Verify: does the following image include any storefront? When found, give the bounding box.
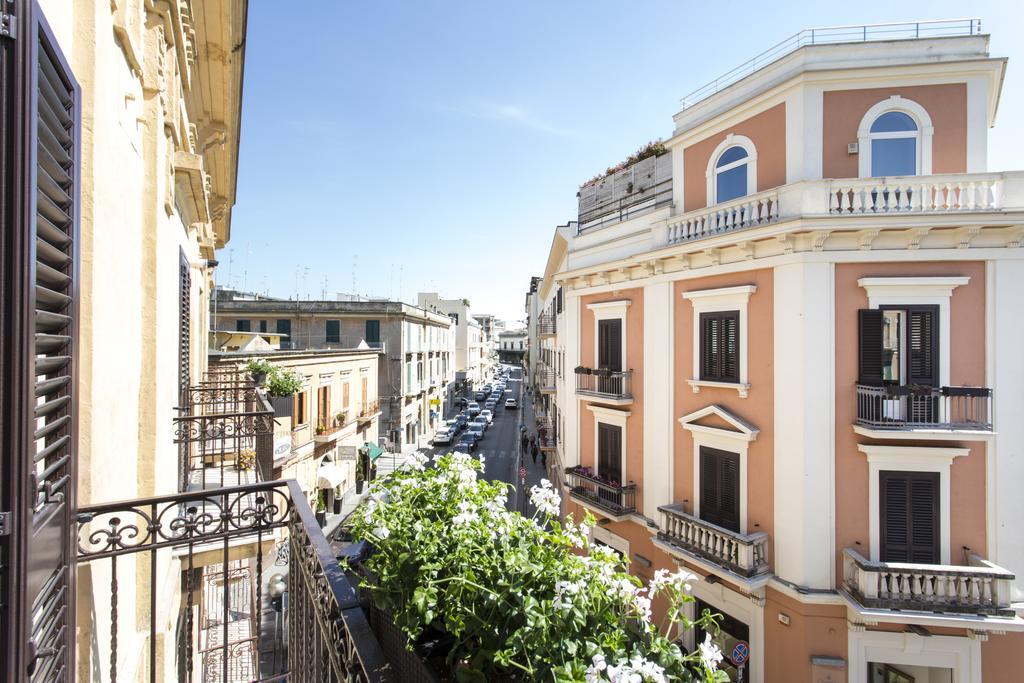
[695,599,750,682]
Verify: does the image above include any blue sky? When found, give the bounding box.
[230,1,1024,323]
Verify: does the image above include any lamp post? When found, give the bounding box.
[268,573,288,674]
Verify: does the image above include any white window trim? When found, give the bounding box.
[679,405,759,535]
[682,285,756,397]
[858,276,968,388]
[680,579,766,683]
[848,629,981,683]
[587,404,630,485]
[858,444,969,564]
[857,95,934,178]
[590,525,630,558]
[705,134,758,205]
[587,300,631,372]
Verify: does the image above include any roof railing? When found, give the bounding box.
[680,19,982,110]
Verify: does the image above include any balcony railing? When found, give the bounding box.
[830,174,1004,214]
[359,400,381,422]
[578,153,673,232]
[74,480,393,682]
[843,548,1015,616]
[537,314,556,336]
[564,466,636,517]
[657,504,769,578]
[537,367,556,392]
[574,368,633,401]
[667,189,778,245]
[314,413,351,442]
[536,417,557,451]
[174,378,275,491]
[855,384,993,431]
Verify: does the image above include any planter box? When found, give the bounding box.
[270,395,292,418]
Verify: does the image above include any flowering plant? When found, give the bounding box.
[349,453,729,681]
[236,448,256,471]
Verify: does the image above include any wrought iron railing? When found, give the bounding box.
[564,466,636,517]
[174,378,275,491]
[855,384,992,431]
[537,314,556,336]
[657,504,769,578]
[574,368,633,401]
[74,480,393,682]
[358,400,380,420]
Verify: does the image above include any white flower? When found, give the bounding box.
[528,479,561,516]
[372,525,390,539]
[648,568,697,596]
[478,454,486,471]
[452,499,479,526]
[631,594,652,622]
[698,633,723,672]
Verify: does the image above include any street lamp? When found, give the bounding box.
[268,572,288,673]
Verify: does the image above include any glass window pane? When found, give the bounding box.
[882,310,901,383]
[871,137,916,177]
[716,164,747,203]
[870,111,917,133]
[716,145,748,168]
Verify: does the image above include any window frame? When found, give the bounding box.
[325,319,340,344]
[586,300,631,375]
[705,134,757,206]
[683,285,756,397]
[857,96,934,178]
[587,405,630,486]
[698,310,740,383]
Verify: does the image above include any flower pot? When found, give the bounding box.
[333,498,343,514]
[356,480,364,494]
[270,395,292,418]
[315,511,327,527]
[250,371,267,387]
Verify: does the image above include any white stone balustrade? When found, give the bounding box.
[830,174,1005,214]
[667,189,779,245]
[842,548,1015,615]
[657,504,769,577]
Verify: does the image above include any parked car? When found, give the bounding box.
[467,402,481,417]
[454,397,468,408]
[432,428,454,446]
[455,433,477,453]
[453,413,468,430]
[474,391,486,401]
[480,409,493,424]
[445,418,462,433]
[470,416,489,433]
[505,397,518,409]
[466,424,484,441]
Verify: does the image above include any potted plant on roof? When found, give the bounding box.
[244,358,274,387]
[264,367,302,418]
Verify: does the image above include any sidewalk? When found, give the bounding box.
[516,386,552,516]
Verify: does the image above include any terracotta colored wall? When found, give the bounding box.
[822,83,967,179]
[683,103,786,211]
[672,270,775,559]
[579,289,645,509]
[834,261,987,578]
[763,588,847,682]
[983,632,1024,682]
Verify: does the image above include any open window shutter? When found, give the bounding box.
[1,7,80,678]
[700,448,719,523]
[700,314,720,380]
[858,309,884,386]
[907,306,938,387]
[722,312,739,382]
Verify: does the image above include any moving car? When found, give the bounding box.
[454,397,468,408]
[452,413,468,430]
[445,418,462,434]
[470,416,489,433]
[432,428,454,446]
[455,433,477,453]
[479,409,493,424]
[504,397,518,409]
[466,424,485,441]
[484,400,497,411]
[467,402,481,418]
[474,391,486,401]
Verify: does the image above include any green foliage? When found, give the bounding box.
[350,453,727,682]
[580,140,668,189]
[244,358,274,377]
[264,367,303,397]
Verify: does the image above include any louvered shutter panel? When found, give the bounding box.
[880,473,910,561]
[721,311,739,382]
[700,448,719,523]
[178,258,190,403]
[598,319,622,371]
[880,471,939,564]
[909,475,940,563]
[700,314,720,380]
[858,309,884,386]
[907,306,938,386]
[699,447,741,533]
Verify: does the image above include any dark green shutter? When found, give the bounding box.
[325,319,340,343]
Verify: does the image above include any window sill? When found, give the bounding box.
[686,379,750,398]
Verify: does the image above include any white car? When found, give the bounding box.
[504,397,518,409]
[432,428,454,445]
[480,409,493,424]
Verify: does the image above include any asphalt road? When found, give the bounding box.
[418,366,550,514]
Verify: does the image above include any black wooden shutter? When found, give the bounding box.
[325,319,340,343]
[235,318,250,332]
[699,447,740,532]
[700,311,739,382]
[880,471,939,564]
[597,423,622,482]
[907,306,938,387]
[1,5,80,678]
[598,319,622,372]
[858,309,884,385]
[365,319,380,343]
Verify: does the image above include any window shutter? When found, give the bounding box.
[1,9,80,678]
[178,258,191,404]
[325,319,340,343]
[598,319,622,371]
[700,315,720,380]
[700,312,739,382]
[699,447,740,533]
[722,312,738,381]
[700,448,719,522]
[597,423,622,481]
[880,471,939,564]
[907,306,938,387]
[858,309,884,386]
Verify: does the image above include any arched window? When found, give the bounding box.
[858,96,933,178]
[706,134,757,205]
[868,111,918,176]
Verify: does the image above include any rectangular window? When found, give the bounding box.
[699,311,739,383]
[859,306,938,387]
[699,446,740,533]
[259,319,267,333]
[342,382,350,409]
[597,319,622,371]
[880,471,939,564]
[276,319,292,349]
[292,391,308,429]
[365,319,380,343]
[317,386,330,428]
[325,319,340,343]
[597,423,624,508]
[235,319,251,332]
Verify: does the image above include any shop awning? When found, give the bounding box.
[316,463,345,489]
[362,442,384,461]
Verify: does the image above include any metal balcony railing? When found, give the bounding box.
[843,548,1015,616]
[657,504,769,578]
[537,314,556,336]
[564,466,636,517]
[174,376,275,492]
[855,384,993,431]
[74,480,393,682]
[359,400,381,421]
[574,369,633,401]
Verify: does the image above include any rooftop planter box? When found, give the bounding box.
[578,150,672,233]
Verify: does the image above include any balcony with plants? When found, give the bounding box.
[577,141,673,233]
[564,465,637,520]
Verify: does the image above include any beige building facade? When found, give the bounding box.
[545,22,1024,683]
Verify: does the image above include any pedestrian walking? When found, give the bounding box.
[531,441,539,464]
[540,449,547,468]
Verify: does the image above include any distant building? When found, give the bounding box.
[417,293,494,385]
[497,329,528,364]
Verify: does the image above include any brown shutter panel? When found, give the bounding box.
[858,309,885,386]
[907,306,939,387]
[722,312,739,382]
[880,473,910,561]
[700,448,718,521]
[909,475,940,563]
[598,319,622,371]
[880,471,939,564]
[700,314,720,380]
[699,447,741,533]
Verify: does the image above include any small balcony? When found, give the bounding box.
[854,384,993,439]
[313,412,352,443]
[536,417,557,452]
[564,465,636,520]
[358,399,381,425]
[538,313,556,337]
[537,367,556,393]
[842,548,1016,617]
[574,368,633,405]
[656,504,770,582]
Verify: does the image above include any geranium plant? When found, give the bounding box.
[348,453,729,682]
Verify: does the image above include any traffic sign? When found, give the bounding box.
[519,467,528,479]
[730,640,749,667]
